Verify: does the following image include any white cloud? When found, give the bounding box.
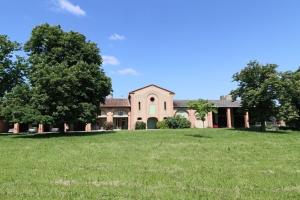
[109,33,126,41]
[102,55,120,66]
[56,0,86,16]
[117,68,139,76]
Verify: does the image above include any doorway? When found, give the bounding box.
[147,117,158,129]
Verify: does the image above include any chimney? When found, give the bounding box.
[220,95,232,101]
[107,93,113,99]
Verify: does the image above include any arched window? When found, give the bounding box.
[138,102,141,110]
[164,101,167,110]
[175,110,189,119]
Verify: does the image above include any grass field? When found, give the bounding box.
[0,129,299,199]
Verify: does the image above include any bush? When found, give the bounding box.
[159,116,191,129]
[103,121,114,130]
[135,121,146,130]
[156,120,168,129]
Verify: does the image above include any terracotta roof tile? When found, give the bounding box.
[173,99,241,108]
[101,98,130,107]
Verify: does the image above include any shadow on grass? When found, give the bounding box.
[0,133,11,136]
[228,128,290,134]
[12,131,116,139]
[185,134,212,139]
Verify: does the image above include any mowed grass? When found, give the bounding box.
[0,129,300,199]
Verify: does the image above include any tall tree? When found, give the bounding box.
[24,24,112,130]
[0,35,28,97]
[278,69,300,128]
[188,99,217,128]
[231,61,281,131]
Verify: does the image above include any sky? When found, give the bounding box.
[1,0,300,99]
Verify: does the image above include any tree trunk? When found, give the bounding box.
[260,121,266,132]
[58,122,65,133]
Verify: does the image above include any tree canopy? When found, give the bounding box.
[231,61,283,131]
[23,24,112,127]
[188,99,216,127]
[0,35,28,97]
[278,69,300,128]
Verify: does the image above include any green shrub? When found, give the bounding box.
[103,121,114,130]
[161,116,191,129]
[135,121,146,130]
[156,120,168,129]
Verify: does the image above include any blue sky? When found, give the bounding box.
[1,0,300,99]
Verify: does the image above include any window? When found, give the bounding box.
[137,117,142,120]
[164,101,167,110]
[138,102,141,110]
[149,105,156,115]
[150,97,155,102]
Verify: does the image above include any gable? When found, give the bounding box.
[129,84,175,95]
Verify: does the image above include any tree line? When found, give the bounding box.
[231,61,300,131]
[1,24,300,132]
[0,24,112,131]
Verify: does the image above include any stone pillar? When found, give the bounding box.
[226,108,232,128]
[188,109,196,128]
[244,112,250,128]
[13,123,20,134]
[128,112,131,130]
[38,124,44,133]
[85,123,92,132]
[64,123,68,132]
[107,112,113,123]
[207,112,213,128]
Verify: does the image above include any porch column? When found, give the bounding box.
[244,111,250,128]
[128,111,131,130]
[64,123,68,132]
[13,123,20,134]
[226,108,232,128]
[85,123,92,132]
[38,124,44,133]
[188,109,196,128]
[207,112,213,128]
[107,112,113,123]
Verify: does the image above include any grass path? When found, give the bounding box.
[0,129,299,199]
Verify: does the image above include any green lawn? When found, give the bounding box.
[0,129,299,199]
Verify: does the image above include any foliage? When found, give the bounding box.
[24,24,112,127]
[135,121,146,130]
[156,120,168,129]
[103,121,114,130]
[0,84,49,124]
[164,116,191,129]
[0,35,28,98]
[231,61,282,131]
[278,69,300,129]
[188,99,217,127]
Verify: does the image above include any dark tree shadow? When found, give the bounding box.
[185,134,212,139]
[0,133,11,136]
[228,128,290,134]
[12,131,116,139]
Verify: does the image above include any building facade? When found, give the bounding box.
[0,84,250,133]
[97,84,249,130]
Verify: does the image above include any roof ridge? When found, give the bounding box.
[129,84,175,94]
